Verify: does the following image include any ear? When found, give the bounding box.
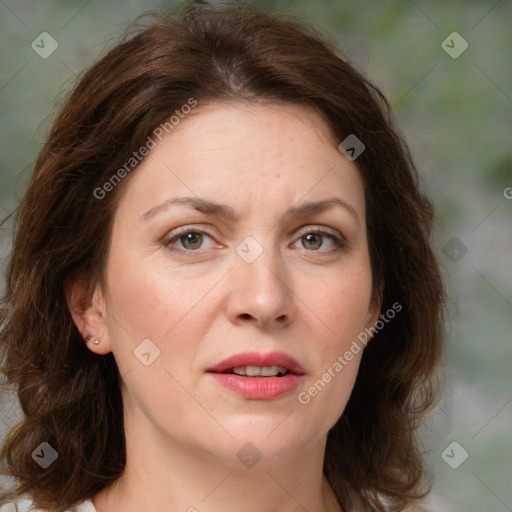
[63,274,112,355]
[363,286,382,341]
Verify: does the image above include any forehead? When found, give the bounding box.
[113,101,365,223]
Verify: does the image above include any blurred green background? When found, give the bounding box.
[1,1,511,510]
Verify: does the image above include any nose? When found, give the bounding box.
[226,242,296,329]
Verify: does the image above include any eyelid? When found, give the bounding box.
[293,222,347,242]
[294,224,343,239]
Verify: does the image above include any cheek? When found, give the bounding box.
[104,243,202,337]
[307,267,373,349]
[294,263,372,421]
[102,242,226,379]
[101,251,215,430]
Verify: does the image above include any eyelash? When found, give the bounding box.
[164,226,347,257]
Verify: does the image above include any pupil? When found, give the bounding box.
[183,232,202,250]
[304,233,321,250]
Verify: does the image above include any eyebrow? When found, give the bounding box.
[140,196,359,225]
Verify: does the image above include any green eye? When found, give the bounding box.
[166,229,215,254]
[301,232,323,250]
[165,226,346,257]
[179,232,204,250]
[295,229,346,252]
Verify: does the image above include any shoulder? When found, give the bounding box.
[0,495,96,512]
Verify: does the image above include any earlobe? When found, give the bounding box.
[63,275,112,355]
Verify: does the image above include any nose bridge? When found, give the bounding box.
[228,234,294,326]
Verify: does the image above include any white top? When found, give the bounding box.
[0,495,96,512]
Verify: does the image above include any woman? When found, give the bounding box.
[0,1,445,511]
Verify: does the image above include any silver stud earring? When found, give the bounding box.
[85,334,100,345]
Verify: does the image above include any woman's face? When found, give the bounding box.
[83,102,379,465]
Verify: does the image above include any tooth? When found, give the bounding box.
[260,365,280,376]
[245,365,262,377]
[231,365,288,377]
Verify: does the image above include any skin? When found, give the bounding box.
[66,101,381,512]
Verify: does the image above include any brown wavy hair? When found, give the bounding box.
[0,2,445,511]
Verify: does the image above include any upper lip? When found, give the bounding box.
[207,351,305,375]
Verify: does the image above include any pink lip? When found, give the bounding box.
[208,373,304,400]
[206,351,305,375]
[206,351,305,400]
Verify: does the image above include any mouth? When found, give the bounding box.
[214,365,292,377]
[206,351,305,377]
[206,352,305,400]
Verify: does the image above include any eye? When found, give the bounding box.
[164,226,347,256]
[165,228,216,254]
[293,228,346,253]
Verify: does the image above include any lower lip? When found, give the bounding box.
[207,372,304,400]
